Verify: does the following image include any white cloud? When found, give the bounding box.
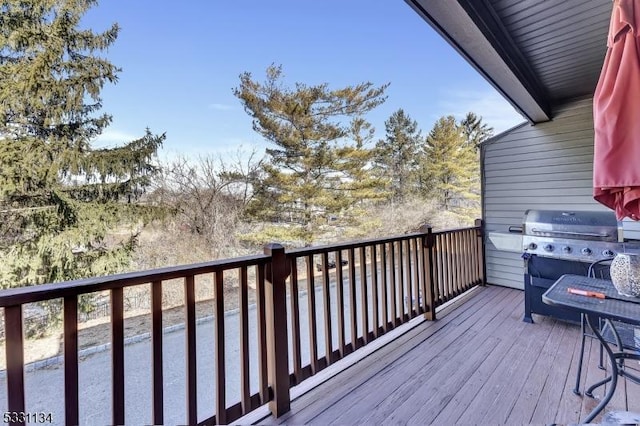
[92,129,140,148]
[438,89,526,134]
[208,103,234,111]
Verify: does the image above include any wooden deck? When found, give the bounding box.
[255,285,640,425]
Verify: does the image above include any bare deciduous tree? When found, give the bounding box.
[150,149,263,258]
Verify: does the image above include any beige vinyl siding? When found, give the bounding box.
[481,97,640,289]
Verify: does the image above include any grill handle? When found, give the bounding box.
[508,226,523,234]
[530,228,610,238]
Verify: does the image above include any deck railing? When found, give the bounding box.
[0,221,484,425]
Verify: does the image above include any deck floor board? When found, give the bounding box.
[256,285,638,425]
[429,299,528,425]
[528,321,581,424]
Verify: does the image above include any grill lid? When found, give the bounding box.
[522,210,621,242]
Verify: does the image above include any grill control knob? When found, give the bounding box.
[581,248,592,256]
[544,244,554,252]
[562,246,572,254]
[528,242,537,250]
[602,249,615,257]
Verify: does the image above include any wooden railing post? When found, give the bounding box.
[5,305,25,425]
[420,225,436,321]
[263,243,291,417]
[475,219,486,286]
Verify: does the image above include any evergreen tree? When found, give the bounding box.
[333,118,390,232]
[0,0,165,287]
[419,116,479,210]
[460,112,494,149]
[234,64,388,245]
[374,108,422,202]
[458,112,491,207]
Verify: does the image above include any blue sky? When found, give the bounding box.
[84,0,524,161]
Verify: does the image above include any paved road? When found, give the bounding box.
[0,270,411,425]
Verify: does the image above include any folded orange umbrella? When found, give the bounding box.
[593,0,640,220]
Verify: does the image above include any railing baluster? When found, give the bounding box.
[347,248,359,349]
[447,233,455,298]
[305,255,319,373]
[448,233,456,295]
[398,241,405,322]
[335,250,346,357]
[321,252,333,364]
[442,234,451,300]
[215,271,227,425]
[463,231,469,287]
[454,232,462,294]
[459,231,466,291]
[440,234,447,299]
[397,241,403,324]
[472,227,479,284]
[411,238,420,317]
[184,275,197,425]
[380,243,389,331]
[151,280,163,425]
[458,231,466,290]
[256,265,269,403]
[288,259,302,383]
[469,230,475,283]
[464,230,472,289]
[390,242,398,327]
[459,231,467,290]
[5,305,25,425]
[64,296,79,426]
[417,234,426,314]
[461,231,468,290]
[239,268,250,412]
[430,235,437,303]
[370,245,379,338]
[443,233,450,299]
[452,233,459,294]
[111,288,125,425]
[403,240,410,319]
[405,239,413,319]
[358,246,369,344]
[436,234,445,303]
[476,219,485,285]
[473,226,480,282]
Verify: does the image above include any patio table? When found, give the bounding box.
[542,274,640,423]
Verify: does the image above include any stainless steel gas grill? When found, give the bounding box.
[521,209,640,323]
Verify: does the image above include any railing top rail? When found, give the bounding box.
[436,225,482,236]
[286,225,481,257]
[0,254,271,307]
[286,232,423,257]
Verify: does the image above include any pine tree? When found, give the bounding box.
[234,64,388,245]
[332,118,390,233]
[460,112,494,149]
[0,0,165,287]
[374,109,422,202]
[419,116,479,210]
[459,112,491,207]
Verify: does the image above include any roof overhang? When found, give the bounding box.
[406,0,551,123]
[406,0,611,125]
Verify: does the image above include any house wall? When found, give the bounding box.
[481,97,640,289]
